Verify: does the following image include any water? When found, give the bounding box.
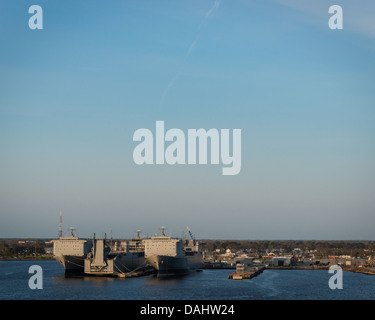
[1,260,374,300]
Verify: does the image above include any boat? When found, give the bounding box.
[51,227,92,275]
[144,227,203,278]
[84,232,147,277]
[52,228,148,276]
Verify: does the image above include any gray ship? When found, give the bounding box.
[84,233,146,276]
[51,227,92,275]
[144,227,203,278]
[52,228,147,276]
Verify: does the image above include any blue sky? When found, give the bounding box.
[0,0,374,239]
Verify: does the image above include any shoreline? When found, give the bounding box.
[267,265,375,276]
[1,258,374,276]
[0,256,54,261]
[341,266,375,276]
[266,265,329,270]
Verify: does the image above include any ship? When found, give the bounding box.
[84,231,147,276]
[51,227,92,275]
[52,228,147,276]
[144,227,203,278]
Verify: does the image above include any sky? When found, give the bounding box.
[0,0,374,240]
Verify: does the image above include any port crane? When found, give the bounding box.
[186,227,194,239]
[186,226,196,244]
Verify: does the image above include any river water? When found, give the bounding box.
[0,260,374,300]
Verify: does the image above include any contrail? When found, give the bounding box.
[206,0,220,18]
[161,1,221,101]
[187,40,197,56]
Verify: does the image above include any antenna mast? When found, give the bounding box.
[159,226,167,236]
[136,230,142,240]
[58,210,63,238]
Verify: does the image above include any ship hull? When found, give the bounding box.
[118,252,146,272]
[54,254,86,275]
[147,254,202,278]
[84,252,146,276]
[186,253,203,271]
[147,255,189,277]
[56,252,146,276]
[107,252,146,275]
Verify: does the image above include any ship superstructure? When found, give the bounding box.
[183,229,203,271]
[51,227,92,275]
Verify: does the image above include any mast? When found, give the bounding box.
[159,226,167,236]
[58,210,63,238]
[136,230,142,240]
[69,227,76,237]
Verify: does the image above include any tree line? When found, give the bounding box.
[199,240,375,258]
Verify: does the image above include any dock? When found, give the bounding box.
[228,266,265,280]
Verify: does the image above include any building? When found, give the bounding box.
[234,257,254,267]
[272,256,292,266]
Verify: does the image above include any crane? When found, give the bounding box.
[187,226,195,244]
